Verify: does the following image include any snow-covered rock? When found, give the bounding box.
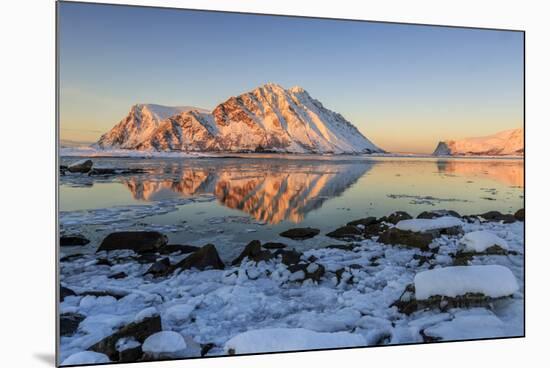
[460,231,509,252]
[432,128,524,156]
[97,83,383,154]
[414,265,519,300]
[395,216,463,232]
[142,331,187,358]
[61,351,110,365]
[224,328,366,354]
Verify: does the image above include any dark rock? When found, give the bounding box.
[391,284,505,315]
[514,208,525,221]
[363,222,389,238]
[119,345,143,363]
[262,242,287,250]
[279,227,320,240]
[288,263,325,282]
[60,234,90,247]
[89,315,161,361]
[144,257,171,276]
[426,226,463,238]
[380,211,412,224]
[476,211,516,224]
[326,244,356,251]
[60,253,83,262]
[326,225,363,240]
[417,210,461,219]
[67,159,93,173]
[390,284,417,315]
[378,228,434,251]
[60,312,85,336]
[200,343,215,357]
[453,246,511,266]
[158,244,199,255]
[96,258,113,267]
[79,290,125,300]
[231,240,273,265]
[108,272,127,280]
[97,231,168,253]
[135,253,159,264]
[60,286,76,302]
[171,244,224,272]
[274,249,303,266]
[347,217,378,227]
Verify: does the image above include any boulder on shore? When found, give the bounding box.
[67,159,93,173]
[347,217,378,227]
[60,312,85,336]
[170,244,224,272]
[326,225,363,240]
[417,210,460,219]
[514,208,525,221]
[60,234,90,247]
[378,228,434,251]
[475,211,516,224]
[380,211,412,225]
[231,240,273,265]
[97,231,168,253]
[60,286,76,302]
[279,227,320,240]
[89,315,161,361]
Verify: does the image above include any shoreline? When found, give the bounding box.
[59,208,525,365]
[59,147,524,161]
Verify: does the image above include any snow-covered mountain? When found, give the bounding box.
[97,84,383,154]
[433,128,524,156]
[96,104,209,149]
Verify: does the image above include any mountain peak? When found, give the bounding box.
[97,84,383,154]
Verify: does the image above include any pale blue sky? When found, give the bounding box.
[59,2,524,153]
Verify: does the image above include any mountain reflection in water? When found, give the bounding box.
[122,162,373,224]
[435,159,524,187]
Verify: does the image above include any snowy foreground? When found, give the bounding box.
[59,213,524,365]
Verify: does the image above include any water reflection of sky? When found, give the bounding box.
[60,157,524,223]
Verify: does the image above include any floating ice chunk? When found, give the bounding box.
[395,216,463,232]
[460,231,509,252]
[224,328,366,354]
[61,351,110,365]
[414,265,519,300]
[164,304,195,322]
[134,306,158,323]
[142,331,187,358]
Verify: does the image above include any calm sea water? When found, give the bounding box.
[59,155,524,258]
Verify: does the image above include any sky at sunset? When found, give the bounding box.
[58,2,524,153]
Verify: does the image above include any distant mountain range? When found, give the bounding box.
[96,83,383,154]
[433,128,524,156]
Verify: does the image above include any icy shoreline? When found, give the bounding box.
[59,209,524,365]
[60,146,524,160]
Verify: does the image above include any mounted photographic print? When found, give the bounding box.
[57,1,525,366]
